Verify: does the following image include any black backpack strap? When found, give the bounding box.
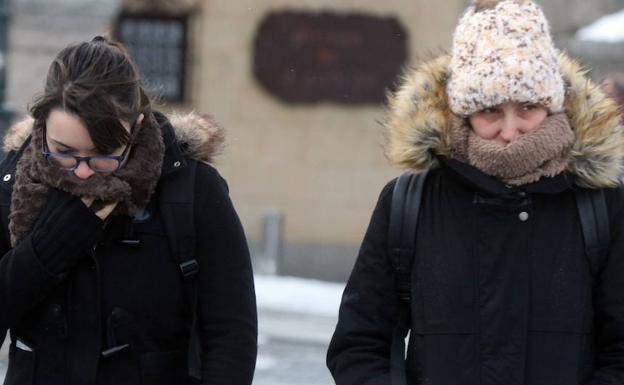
[158,159,201,380]
[388,170,429,385]
[575,188,610,276]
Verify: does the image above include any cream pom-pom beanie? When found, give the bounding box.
[447,0,565,116]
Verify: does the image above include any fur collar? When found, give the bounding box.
[384,53,624,188]
[2,111,225,165]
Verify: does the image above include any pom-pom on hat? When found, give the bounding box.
[447,0,565,116]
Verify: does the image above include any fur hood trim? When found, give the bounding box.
[384,53,624,188]
[2,111,225,165]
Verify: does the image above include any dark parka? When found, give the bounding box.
[327,54,624,385]
[0,112,257,385]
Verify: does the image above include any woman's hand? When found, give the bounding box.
[29,189,107,274]
[81,197,118,220]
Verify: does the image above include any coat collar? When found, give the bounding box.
[156,111,188,176]
[441,157,572,196]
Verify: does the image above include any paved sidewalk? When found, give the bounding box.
[255,336,332,385]
[255,308,337,385]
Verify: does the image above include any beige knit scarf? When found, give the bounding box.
[9,117,165,247]
[449,113,575,186]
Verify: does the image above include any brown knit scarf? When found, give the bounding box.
[449,112,575,186]
[9,118,165,247]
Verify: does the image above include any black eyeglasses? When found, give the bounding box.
[42,129,132,173]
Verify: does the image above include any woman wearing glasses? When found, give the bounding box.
[0,37,257,385]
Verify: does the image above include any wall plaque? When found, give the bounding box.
[253,11,408,104]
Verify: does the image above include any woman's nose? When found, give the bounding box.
[74,160,95,179]
[499,115,522,143]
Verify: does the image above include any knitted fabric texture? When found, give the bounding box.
[449,113,575,185]
[447,0,565,116]
[9,117,165,246]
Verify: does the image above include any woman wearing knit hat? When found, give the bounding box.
[327,1,624,385]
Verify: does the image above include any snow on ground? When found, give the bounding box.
[254,275,345,317]
[577,8,624,43]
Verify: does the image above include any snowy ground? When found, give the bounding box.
[0,275,346,384]
[577,8,624,43]
[255,275,344,318]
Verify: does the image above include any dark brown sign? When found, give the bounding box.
[115,13,187,102]
[253,11,408,104]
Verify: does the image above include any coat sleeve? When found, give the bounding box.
[0,152,103,341]
[193,164,257,385]
[0,191,103,334]
[590,186,624,384]
[327,181,401,385]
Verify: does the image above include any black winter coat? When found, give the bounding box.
[327,54,624,385]
[328,160,624,385]
[0,114,257,385]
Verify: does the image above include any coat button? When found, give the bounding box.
[173,161,181,168]
[3,174,11,182]
[518,212,529,221]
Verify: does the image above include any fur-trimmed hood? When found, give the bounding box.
[2,111,225,165]
[384,53,624,188]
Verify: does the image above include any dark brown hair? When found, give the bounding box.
[30,36,154,153]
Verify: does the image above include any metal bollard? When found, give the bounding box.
[260,210,283,275]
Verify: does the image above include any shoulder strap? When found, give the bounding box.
[389,170,429,302]
[158,160,201,380]
[159,160,198,278]
[575,188,610,276]
[388,170,429,385]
